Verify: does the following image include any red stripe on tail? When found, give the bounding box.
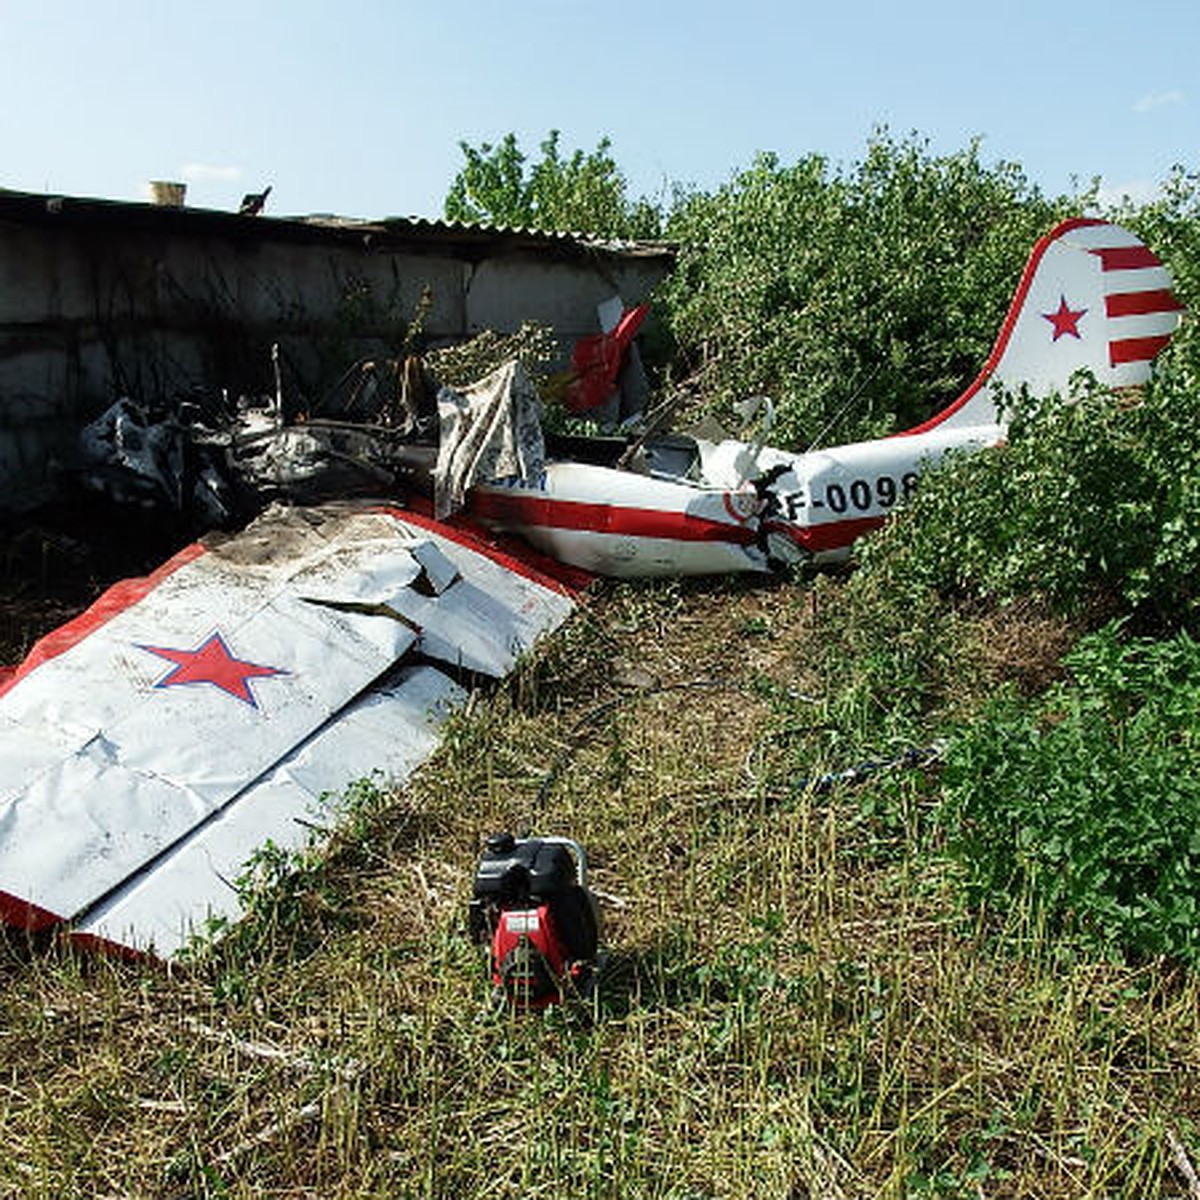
[1105,289,1184,318]
[1091,245,1162,272]
[1110,335,1174,366]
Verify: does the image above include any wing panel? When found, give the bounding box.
[71,664,465,957]
[0,503,578,945]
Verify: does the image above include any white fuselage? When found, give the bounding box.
[470,422,1004,577]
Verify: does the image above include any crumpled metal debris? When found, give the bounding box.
[69,351,552,529]
[76,396,236,526]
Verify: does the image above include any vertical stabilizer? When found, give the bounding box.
[907,218,1183,434]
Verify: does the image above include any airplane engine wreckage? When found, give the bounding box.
[0,217,1184,958]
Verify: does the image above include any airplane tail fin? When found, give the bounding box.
[906,217,1184,435]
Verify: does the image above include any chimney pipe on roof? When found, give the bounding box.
[148,181,186,207]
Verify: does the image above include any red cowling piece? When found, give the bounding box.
[565,304,649,413]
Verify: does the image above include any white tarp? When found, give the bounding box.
[433,360,546,518]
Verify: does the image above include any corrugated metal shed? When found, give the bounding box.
[0,187,676,265]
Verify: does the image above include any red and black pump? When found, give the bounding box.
[468,833,602,1008]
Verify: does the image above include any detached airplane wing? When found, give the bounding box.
[0,503,577,957]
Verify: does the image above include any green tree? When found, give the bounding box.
[443,130,661,239]
[662,131,1079,446]
[848,175,1200,633]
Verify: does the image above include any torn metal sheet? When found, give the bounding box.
[0,503,575,954]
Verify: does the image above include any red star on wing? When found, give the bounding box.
[1043,294,1087,341]
[139,632,286,707]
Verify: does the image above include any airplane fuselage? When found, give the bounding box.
[469,421,1004,577]
[750,422,1003,561]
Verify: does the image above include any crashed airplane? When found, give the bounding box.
[72,217,1183,578]
[0,217,1182,957]
[467,217,1182,575]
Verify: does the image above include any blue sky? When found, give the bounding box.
[0,0,1194,220]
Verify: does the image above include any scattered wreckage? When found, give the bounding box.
[73,219,1181,580]
[0,217,1183,958]
[0,502,577,956]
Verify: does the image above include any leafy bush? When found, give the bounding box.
[855,381,1163,610]
[661,131,1075,445]
[444,130,662,239]
[796,169,1200,969]
[939,623,1200,964]
[851,313,1200,628]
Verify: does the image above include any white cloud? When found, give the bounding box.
[1133,89,1184,114]
[1096,178,1163,209]
[180,162,243,183]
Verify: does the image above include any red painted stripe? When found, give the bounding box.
[0,890,63,933]
[1104,289,1183,318]
[0,542,208,699]
[468,489,758,546]
[1110,334,1174,366]
[1091,245,1161,272]
[794,516,886,553]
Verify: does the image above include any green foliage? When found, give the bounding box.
[856,381,1160,611]
[852,320,1200,627]
[662,131,1077,444]
[424,319,559,388]
[807,566,979,751]
[1107,165,1200,314]
[940,623,1200,964]
[815,168,1200,970]
[444,129,662,239]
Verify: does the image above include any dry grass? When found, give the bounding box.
[2,575,1198,1198]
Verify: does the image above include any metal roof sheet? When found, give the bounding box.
[0,187,676,263]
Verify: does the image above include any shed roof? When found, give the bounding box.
[0,187,676,265]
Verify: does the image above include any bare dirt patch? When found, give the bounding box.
[0,500,195,666]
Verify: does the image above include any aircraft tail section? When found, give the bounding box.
[907,217,1183,434]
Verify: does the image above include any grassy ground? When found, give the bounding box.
[2,574,1198,1198]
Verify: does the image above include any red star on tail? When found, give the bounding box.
[1043,294,1087,341]
[139,632,285,707]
